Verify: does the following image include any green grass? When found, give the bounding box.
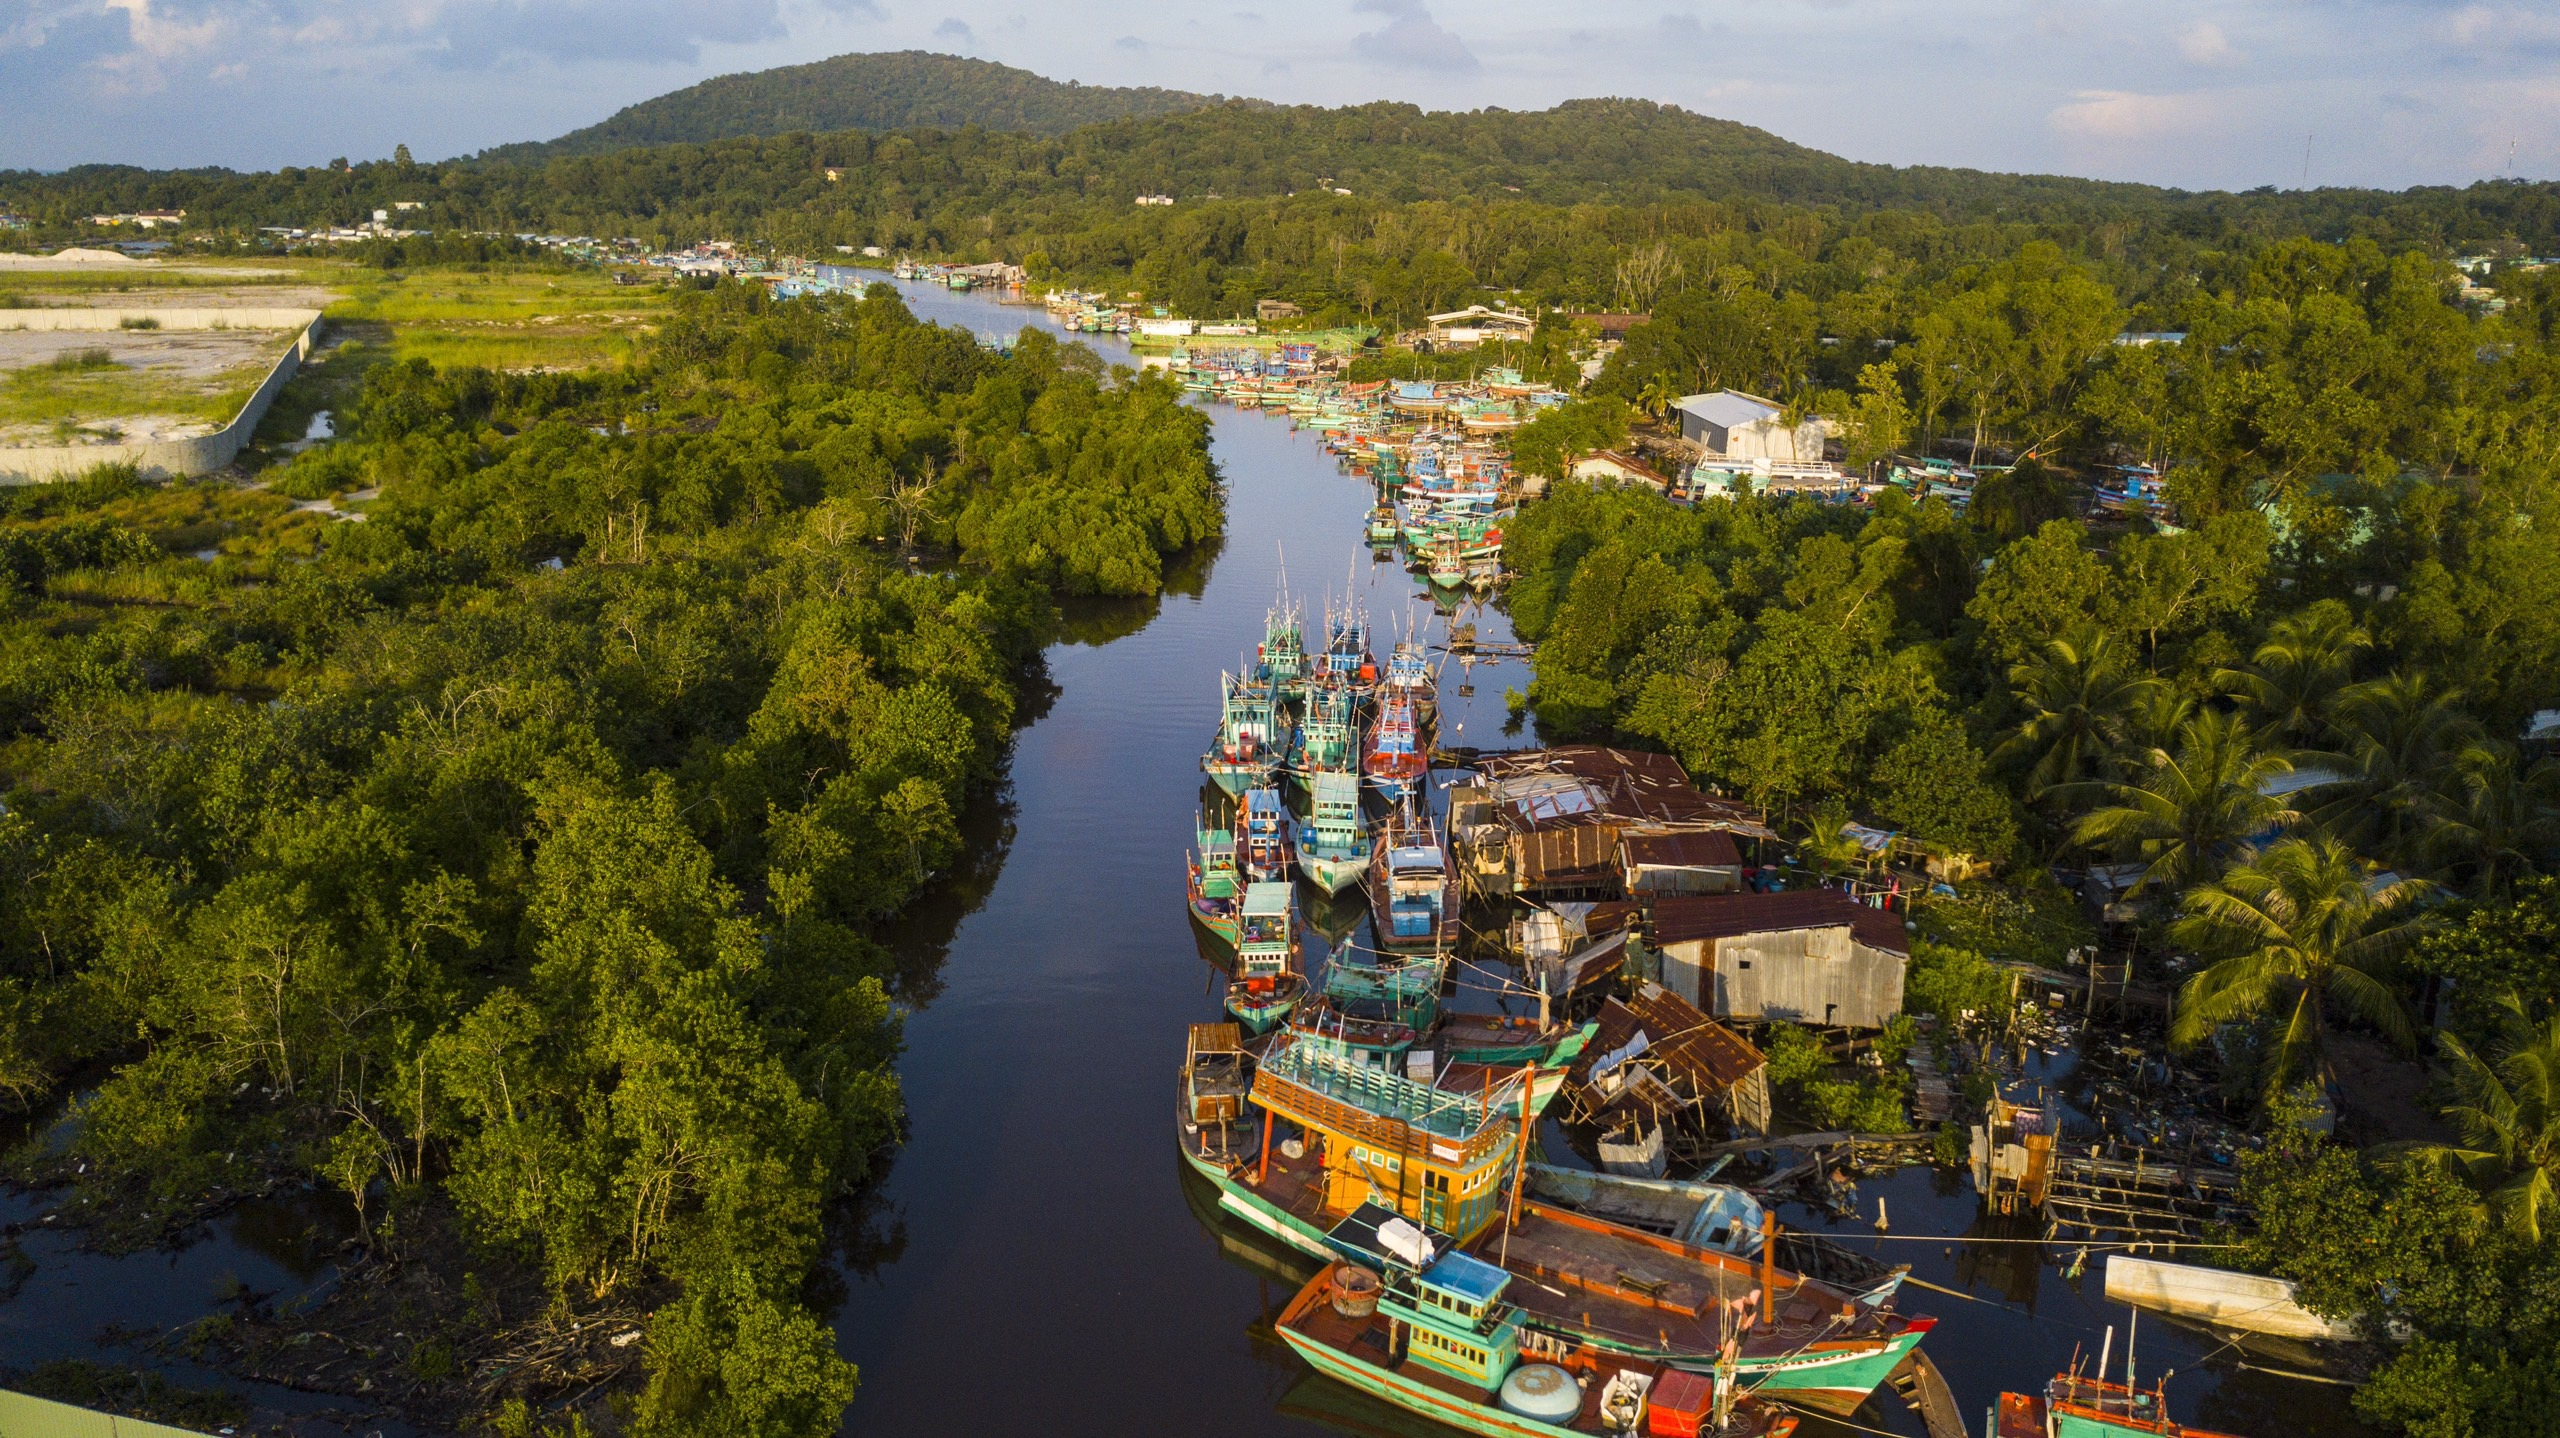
[0,356,272,431]
[326,268,665,370]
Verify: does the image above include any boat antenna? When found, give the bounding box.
[2126,1306,2138,1397]
[2096,1324,2114,1395]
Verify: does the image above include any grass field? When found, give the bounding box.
[324,269,666,371]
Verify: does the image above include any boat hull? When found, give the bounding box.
[1299,849,1370,894]
[1204,758,1270,796]
[1278,1329,1581,1438]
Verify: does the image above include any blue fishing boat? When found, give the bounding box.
[1369,802,1459,954]
[1364,690,1428,801]
[1204,670,1284,796]
[1296,771,1373,894]
[1240,786,1297,883]
[1226,880,1307,1034]
[1312,598,1378,697]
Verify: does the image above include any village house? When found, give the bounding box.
[1672,390,1831,463]
[1649,889,1910,1031]
[1256,299,1304,320]
[1451,746,1771,899]
[1423,305,1535,349]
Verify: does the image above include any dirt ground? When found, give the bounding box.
[0,327,297,379]
[10,285,340,310]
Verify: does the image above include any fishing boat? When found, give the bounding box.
[1366,502,1402,547]
[1278,1222,1801,1438]
[1295,684,1362,782]
[1370,803,1459,954]
[1998,1346,2246,1438]
[1382,637,1437,724]
[1187,821,1245,947]
[1297,771,1374,894]
[1364,690,1429,800]
[1179,1021,1262,1171]
[1241,786,1298,883]
[1325,951,1448,1032]
[1204,670,1285,795]
[1226,880,1307,1034]
[1313,600,1379,697]
[1521,1164,1907,1306]
[1257,597,1310,707]
[1422,534,1469,590]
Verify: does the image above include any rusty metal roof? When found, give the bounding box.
[1471,746,1774,838]
[1567,982,1766,1099]
[1649,890,1911,956]
[1620,830,1741,870]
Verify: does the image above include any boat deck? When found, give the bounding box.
[1281,1265,1796,1438]
[1478,1208,1902,1359]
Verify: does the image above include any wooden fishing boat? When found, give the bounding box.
[1313,598,1380,697]
[1241,786,1298,883]
[1322,947,1449,1030]
[1365,690,1429,801]
[1204,670,1284,795]
[1187,821,1244,947]
[1180,1022,1263,1171]
[1227,879,1307,1034]
[1278,1216,1800,1438]
[1383,637,1437,724]
[1257,597,1310,707]
[1367,502,1402,547]
[1521,1164,1907,1306]
[1295,684,1362,783]
[1370,803,1459,954]
[1297,771,1374,894]
[1998,1370,2247,1438]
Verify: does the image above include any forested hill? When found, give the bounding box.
[482,51,1226,160]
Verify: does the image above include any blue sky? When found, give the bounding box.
[4,1,2557,191]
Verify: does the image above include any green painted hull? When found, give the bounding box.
[1195,1158,1921,1410]
[1280,1329,1584,1438]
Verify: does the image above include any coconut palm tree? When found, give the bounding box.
[2304,670,2481,870]
[2072,709,2297,898]
[2425,743,2560,900]
[1635,376,1683,424]
[2219,601,2370,745]
[1994,624,2161,807]
[2169,836,2436,1098]
[1795,806,1874,879]
[2399,993,2560,1242]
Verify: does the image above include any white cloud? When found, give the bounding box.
[2176,20,2241,68]
[2048,89,2220,143]
[1352,0,1478,73]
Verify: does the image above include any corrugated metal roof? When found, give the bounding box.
[1620,830,1741,870]
[1650,890,1910,955]
[1474,746,1773,836]
[1566,983,1765,1096]
[1673,390,1782,430]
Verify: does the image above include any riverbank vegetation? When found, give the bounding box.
[1501,227,2560,1436]
[0,280,1217,1435]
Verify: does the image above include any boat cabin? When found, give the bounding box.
[1325,1206,1524,1389]
[1252,1036,1520,1240]
[1238,881,1296,981]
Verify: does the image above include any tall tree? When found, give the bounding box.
[2170,835,2436,1097]
[2072,709,2295,897]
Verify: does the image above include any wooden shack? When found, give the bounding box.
[1562,981,1770,1154]
[1650,890,1909,1031]
[1461,746,1772,900]
[1619,830,1742,896]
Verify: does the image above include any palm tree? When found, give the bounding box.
[2425,743,2560,900]
[2304,671,2481,870]
[2220,601,2369,745]
[1994,624,2161,806]
[2400,993,2560,1241]
[2073,709,2296,898]
[1635,376,1682,424]
[2170,836,2436,1098]
[1795,807,1874,879]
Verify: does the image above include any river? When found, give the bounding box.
[823,276,2369,1438]
[0,275,2364,1438]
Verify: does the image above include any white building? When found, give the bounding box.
[1671,390,1830,463]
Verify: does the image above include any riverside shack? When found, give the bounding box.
[1452,746,1771,900]
[1649,890,1910,1031]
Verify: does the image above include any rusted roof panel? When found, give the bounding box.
[1649,890,1910,956]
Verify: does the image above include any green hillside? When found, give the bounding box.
[486,50,1226,159]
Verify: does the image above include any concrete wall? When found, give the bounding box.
[0,309,321,484]
[0,307,321,333]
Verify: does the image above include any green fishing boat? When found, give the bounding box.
[1186,822,1244,947]
[1366,502,1402,547]
[1226,880,1307,1034]
[1296,771,1373,894]
[1277,1212,1802,1438]
[1204,670,1284,796]
[1294,684,1361,783]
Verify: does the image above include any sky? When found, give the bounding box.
[4,1,2558,192]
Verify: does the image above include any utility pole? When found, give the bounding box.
[2301,133,2313,190]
